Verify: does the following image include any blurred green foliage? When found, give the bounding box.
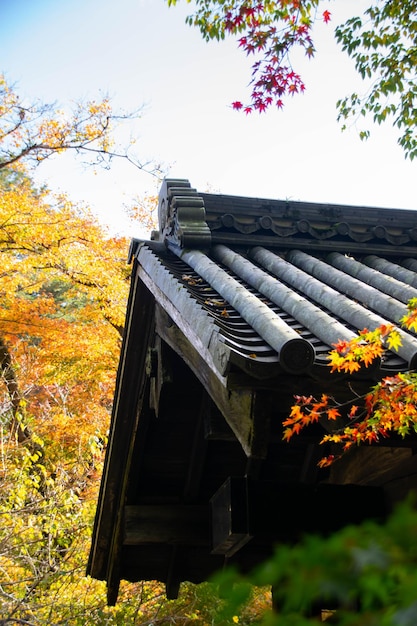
[211,498,417,625]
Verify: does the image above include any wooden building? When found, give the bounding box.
[87,179,417,605]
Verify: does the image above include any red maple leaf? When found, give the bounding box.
[254,101,267,112]
[323,10,331,23]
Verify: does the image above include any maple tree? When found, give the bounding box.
[168,0,417,159]
[0,159,129,621]
[0,171,130,450]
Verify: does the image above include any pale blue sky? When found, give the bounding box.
[1,0,415,236]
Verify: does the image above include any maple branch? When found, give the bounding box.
[0,74,160,174]
[284,301,417,466]
[66,143,164,177]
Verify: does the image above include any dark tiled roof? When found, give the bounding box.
[88,179,417,604]
[134,239,417,379]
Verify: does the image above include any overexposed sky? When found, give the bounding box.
[1,0,415,237]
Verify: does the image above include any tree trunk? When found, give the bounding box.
[0,336,31,443]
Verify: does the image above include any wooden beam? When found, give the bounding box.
[211,477,253,557]
[123,505,209,546]
[210,477,387,556]
[183,396,209,502]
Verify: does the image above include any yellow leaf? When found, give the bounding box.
[386,328,402,352]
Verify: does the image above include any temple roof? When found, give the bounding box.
[88,179,417,604]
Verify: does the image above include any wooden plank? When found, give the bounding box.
[211,476,253,557]
[123,505,209,546]
[87,264,155,589]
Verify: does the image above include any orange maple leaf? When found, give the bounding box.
[326,407,340,421]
